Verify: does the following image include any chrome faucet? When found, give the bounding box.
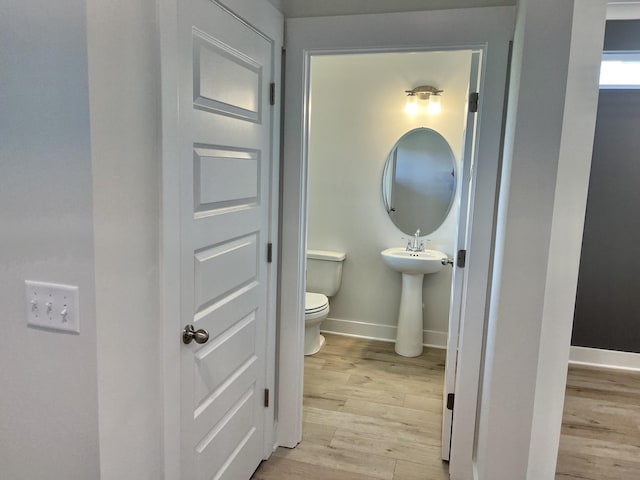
[406,229,424,252]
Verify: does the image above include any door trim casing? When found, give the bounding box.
[279,9,513,479]
[159,1,283,478]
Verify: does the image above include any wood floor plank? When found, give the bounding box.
[556,449,640,480]
[273,443,396,480]
[556,364,640,480]
[304,378,407,408]
[303,391,347,411]
[252,335,446,480]
[253,335,640,480]
[303,355,326,370]
[341,398,440,431]
[252,456,374,480]
[561,396,640,445]
[303,406,433,445]
[320,334,444,367]
[393,459,449,480]
[558,434,640,463]
[302,421,336,446]
[347,372,442,396]
[404,393,444,413]
[318,350,445,379]
[303,366,351,385]
[330,428,440,465]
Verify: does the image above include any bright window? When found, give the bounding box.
[600,52,640,88]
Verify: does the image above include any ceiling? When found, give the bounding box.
[268,0,515,18]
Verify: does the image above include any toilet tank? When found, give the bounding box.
[306,249,346,297]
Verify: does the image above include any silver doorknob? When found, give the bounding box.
[182,324,209,344]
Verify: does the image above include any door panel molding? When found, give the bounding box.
[159,1,283,479]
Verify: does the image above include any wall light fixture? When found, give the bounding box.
[404,85,443,115]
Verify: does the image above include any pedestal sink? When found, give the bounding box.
[381,247,447,357]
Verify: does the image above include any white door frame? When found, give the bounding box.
[278,8,513,479]
[159,0,283,478]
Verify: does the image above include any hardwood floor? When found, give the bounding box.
[252,333,448,480]
[252,334,640,480]
[556,364,640,480]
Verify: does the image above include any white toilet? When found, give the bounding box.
[305,249,346,355]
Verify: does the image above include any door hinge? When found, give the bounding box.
[457,249,466,268]
[447,393,455,411]
[267,242,273,263]
[469,92,479,113]
[269,82,276,106]
[264,388,270,407]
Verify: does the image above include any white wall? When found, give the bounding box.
[474,1,607,479]
[87,0,163,478]
[0,1,101,478]
[308,51,471,341]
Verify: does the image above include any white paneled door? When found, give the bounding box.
[176,1,278,479]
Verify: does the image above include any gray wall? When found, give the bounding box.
[603,19,640,50]
[572,89,640,353]
[0,1,101,477]
[572,20,640,353]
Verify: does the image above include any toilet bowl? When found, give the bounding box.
[304,292,330,355]
[304,249,345,356]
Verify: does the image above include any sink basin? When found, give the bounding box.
[381,247,447,275]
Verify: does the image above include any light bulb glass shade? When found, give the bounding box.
[427,94,441,114]
[405,94,418,115]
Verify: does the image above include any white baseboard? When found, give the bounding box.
[424,330,448,349]
[320,317,447,349]
[320,318,396,343]
[569,346,640,372]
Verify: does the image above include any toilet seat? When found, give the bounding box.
[305,292,329,315]
[304,292,329,355]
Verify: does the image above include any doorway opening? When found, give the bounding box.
[557,14,640,480]
[275,15,512,477]
[271,48,482,476]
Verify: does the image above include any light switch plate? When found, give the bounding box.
[25,280,80,334]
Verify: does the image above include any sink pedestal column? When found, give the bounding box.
[395,272,424,357]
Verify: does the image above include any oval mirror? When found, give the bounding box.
[382,127,457,236]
